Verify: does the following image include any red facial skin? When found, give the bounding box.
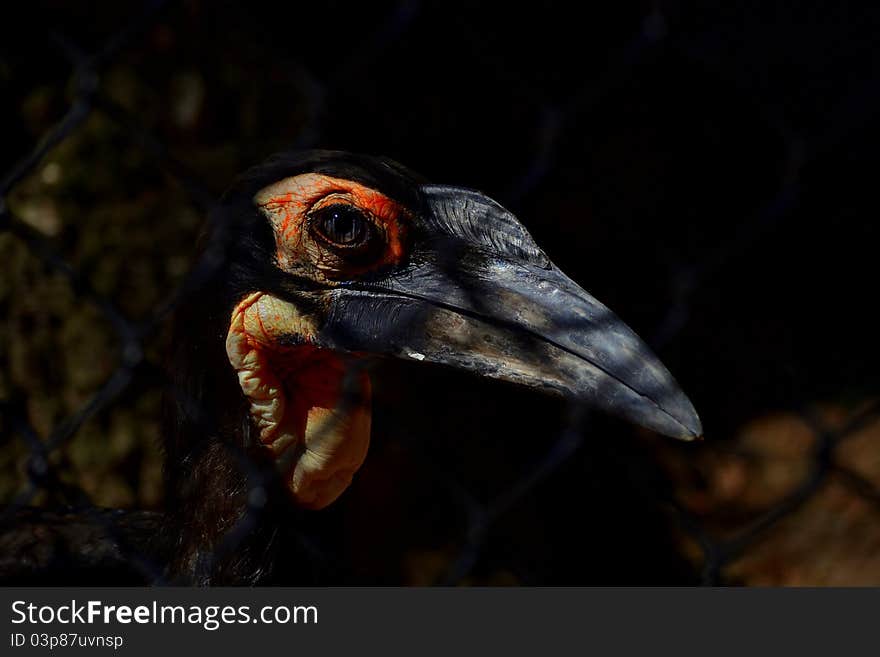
[227,174,409,509]
[256,173,408,274]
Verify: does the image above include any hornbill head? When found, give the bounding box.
[214,150,701,511]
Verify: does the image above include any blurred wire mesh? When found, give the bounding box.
[1,0,879,585]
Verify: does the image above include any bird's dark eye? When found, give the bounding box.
[311,204,371,247]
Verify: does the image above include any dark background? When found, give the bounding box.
[1,0,879,585]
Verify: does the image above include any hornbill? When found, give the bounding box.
[0,150,701,585]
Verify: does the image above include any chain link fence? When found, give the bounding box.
[1,0,879,585]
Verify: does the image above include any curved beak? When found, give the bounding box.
[317,185,702,440]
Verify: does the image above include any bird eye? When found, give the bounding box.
[311,204,371,247]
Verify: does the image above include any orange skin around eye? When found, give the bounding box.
[253,173,409,272]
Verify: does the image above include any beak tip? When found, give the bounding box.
[678,429,703,442]
[650,390,702,441]
[675,406,703,442]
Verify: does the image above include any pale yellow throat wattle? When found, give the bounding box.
[225,292,371,509]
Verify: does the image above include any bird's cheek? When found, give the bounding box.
[236,291,319,345]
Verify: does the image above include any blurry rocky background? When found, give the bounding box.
[1,0,878,584]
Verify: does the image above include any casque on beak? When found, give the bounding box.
[313,184,702,440]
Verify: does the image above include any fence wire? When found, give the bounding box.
[1,1,878,586]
